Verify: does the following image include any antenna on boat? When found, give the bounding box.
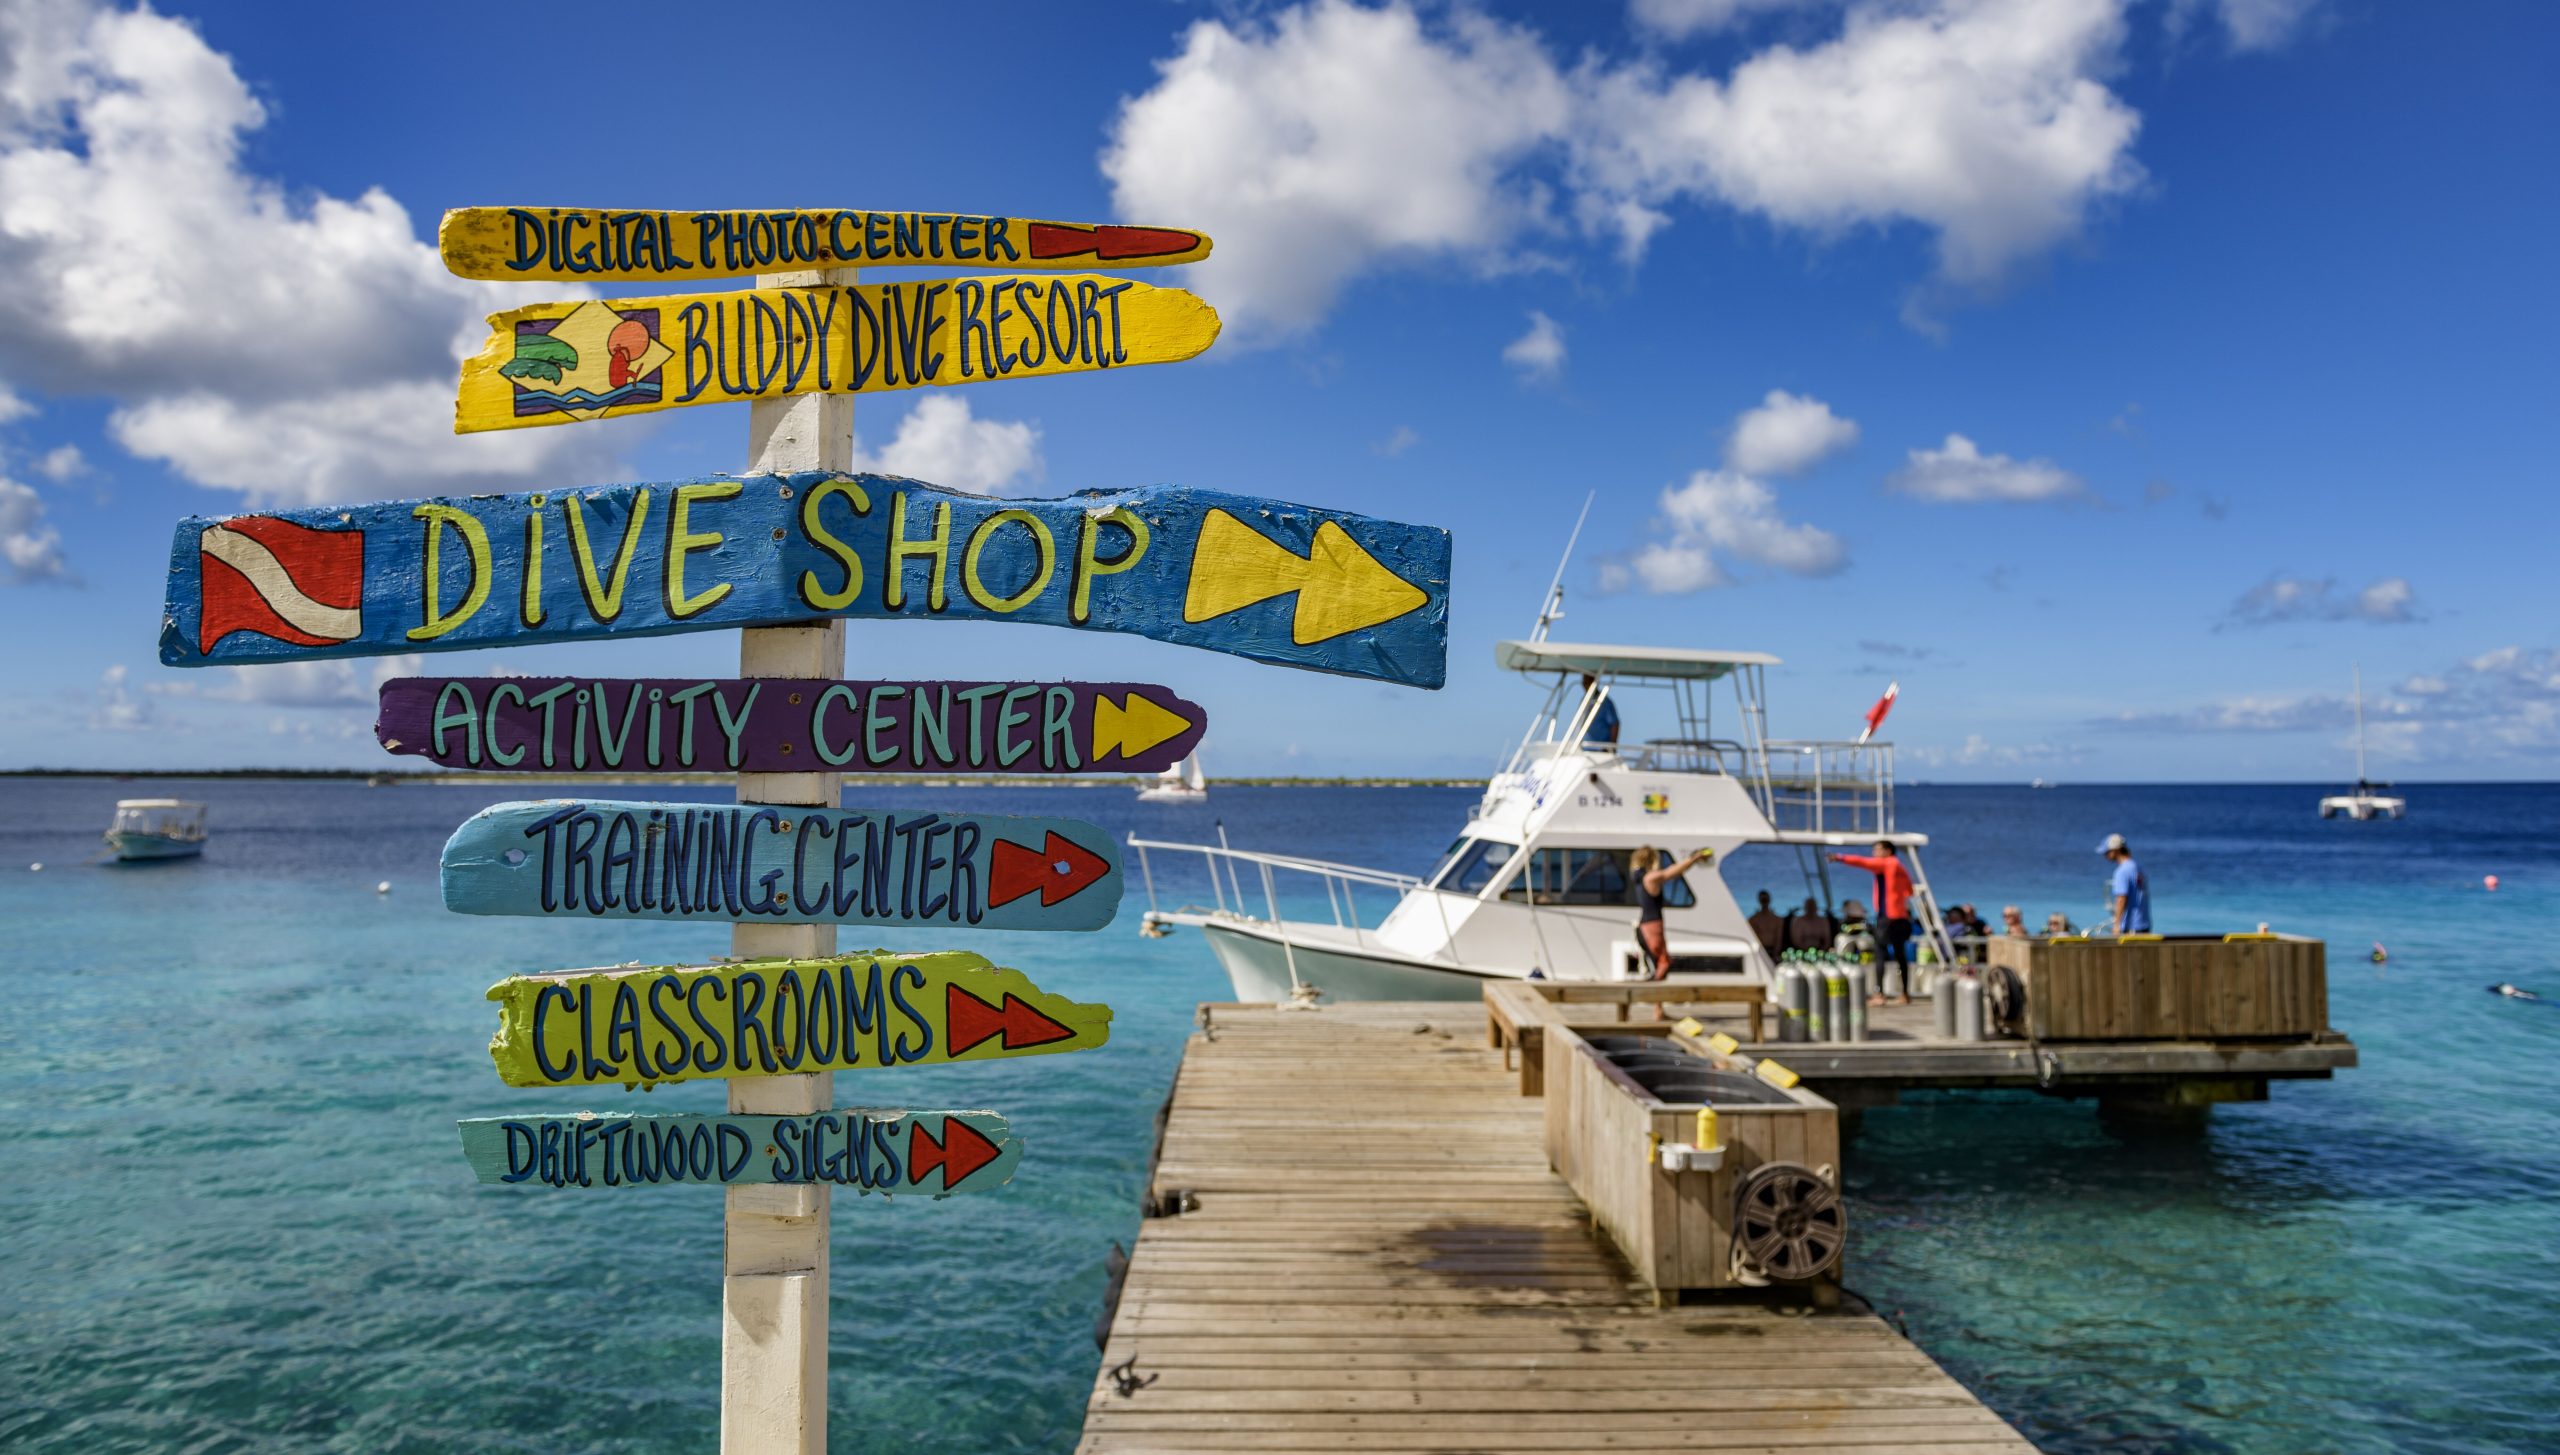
[1530,492,1595,644]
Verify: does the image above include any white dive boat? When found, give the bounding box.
[105,798,208,861]
[1132,640,1954,1003]
[1136,753,1208,804]
[2319,666,2404,821]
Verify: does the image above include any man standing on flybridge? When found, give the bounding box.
[2100,833,2152,935]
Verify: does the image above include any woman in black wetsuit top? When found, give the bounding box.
[1628,846,1712,978]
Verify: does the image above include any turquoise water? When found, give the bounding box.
[1,778,2553,1453]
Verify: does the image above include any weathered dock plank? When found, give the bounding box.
[1081,1004,2038,1455]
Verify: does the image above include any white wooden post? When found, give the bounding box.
[723,265,856,1455]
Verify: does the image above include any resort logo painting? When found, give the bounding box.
[196,516,363,653]
[1641,791,1671,815]
[503,301,671,420]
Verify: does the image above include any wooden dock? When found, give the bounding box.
[1081,1001,2038,1454]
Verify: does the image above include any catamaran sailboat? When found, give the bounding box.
[1136,752,1208,804]
[1131,640,1954,1003]
[2319,666,2404,820]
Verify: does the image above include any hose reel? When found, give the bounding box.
[1730,1160,1846,1284]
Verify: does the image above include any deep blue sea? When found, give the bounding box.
[2,777,2555,1453]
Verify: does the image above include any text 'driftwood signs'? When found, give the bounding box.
[456,278,1217,433]
[376,677,1205,775]
[440,800,1121,932]
[439,207,1211,283]
[484,952,1111,1090]
[457,1109,1021,1194]
[161,476,1451,687]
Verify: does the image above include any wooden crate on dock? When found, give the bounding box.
[1542,1026,1840,1300]
[1983,934,2328,1040]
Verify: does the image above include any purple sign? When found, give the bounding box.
[376,676,1206,775]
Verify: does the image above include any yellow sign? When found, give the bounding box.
[456,277,1220,433]
[440,207,1212,283]
[1184,511,1429,646]
[1092,691,1193,761]
[485,950,1112,1089]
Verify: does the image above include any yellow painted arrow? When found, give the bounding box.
[1183,510,1429,645]
[1092,692,1193,761]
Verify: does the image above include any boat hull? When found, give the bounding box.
[106,832,204,861]
[1199,922,1513,1003]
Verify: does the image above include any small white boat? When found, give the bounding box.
[105,798,208,861]
[1137,753,1208,804]
[2319,667,2404,821]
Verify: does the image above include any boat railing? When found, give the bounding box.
[1127,836,1459,954]
[1488,736,1896,837]
[1753,740,1896,837]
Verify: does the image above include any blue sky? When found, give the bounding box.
[0,0,2551,779]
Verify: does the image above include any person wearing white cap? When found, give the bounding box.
[2098,833,2150,934]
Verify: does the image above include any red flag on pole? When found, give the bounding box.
[1858,681,1899,745]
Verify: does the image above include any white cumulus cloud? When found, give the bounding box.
[851,396,1044,496]
[1574,0,2142,286]
[1889,433,2082,503]
[2170,0,2323,52]
[1725,389,1857,475]
[1605,390,1849,592]
[1658,468,1846,576]
[0,2,622,503]
[1502,310,1567,382]
[2220,574,2420,630]
[1103,0,2149,337]
[1630,0,1836,40]
[0,472,67,580]
[149,651,424,709]
[1101,1,1571,336]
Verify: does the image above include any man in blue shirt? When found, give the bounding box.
[2099,832,2151,934]
[1579,672,1620,747]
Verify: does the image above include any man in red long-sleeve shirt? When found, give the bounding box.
[1831,841,1915,1005]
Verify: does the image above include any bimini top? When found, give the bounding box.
[1495,640,1782,681]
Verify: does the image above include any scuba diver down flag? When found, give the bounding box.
[196,516,364,654]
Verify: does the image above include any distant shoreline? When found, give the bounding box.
[3,769,2548,787]
[0,768,1481,788]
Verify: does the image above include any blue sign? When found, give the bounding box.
[440,799,1122,932]
[160,474,1451,687]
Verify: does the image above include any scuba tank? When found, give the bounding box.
[1933,968,1958,1039]
[1954,973,1985,1041]
[1844,961,1869,1042]
[1800,955,1828,1042]
[1776,961,1808,1043]
[1823,960,1850,1044]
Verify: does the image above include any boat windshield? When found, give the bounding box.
[1427,837,1512,893]
[1500,847,1696,908]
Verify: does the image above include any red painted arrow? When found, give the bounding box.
[1025,222,1202,263]
[908,1116,1004,1190]
[989,830,1110,909]
[946,982,1078,1056]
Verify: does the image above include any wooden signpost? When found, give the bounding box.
[160,474,1453,687]
[483,951,1113,1090]
[439,800,1123,931]
[439,207,1212,283]
[375,676,1205,774]
[456,277,1218,432]
[142,190,1450,1455]
[459,1109,1022,1194]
